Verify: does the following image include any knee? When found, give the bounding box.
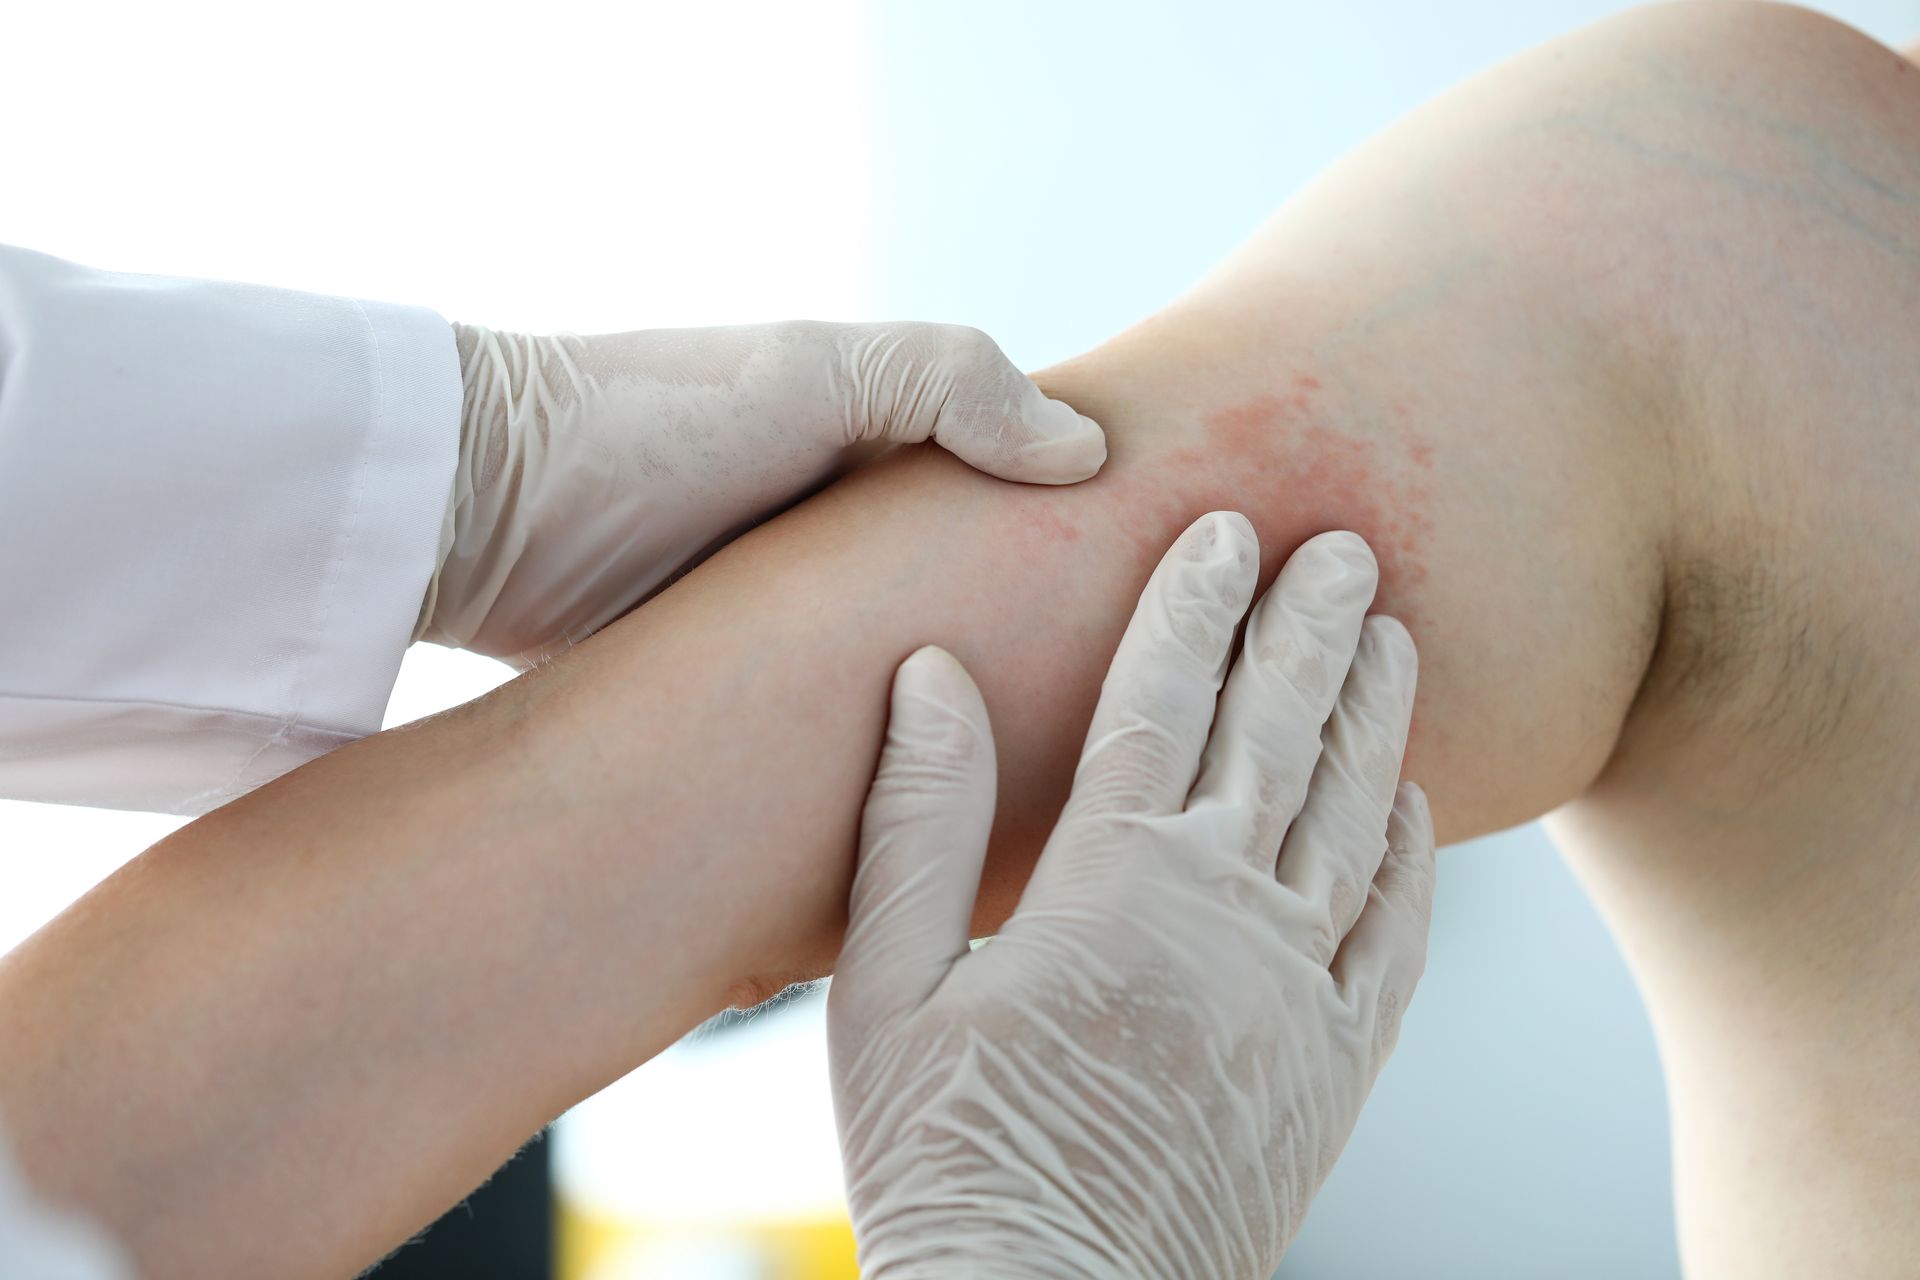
[1596,0,1915,100]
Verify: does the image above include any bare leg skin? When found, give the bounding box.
[1502,8,1920,1275]
[0,4,1913,1277]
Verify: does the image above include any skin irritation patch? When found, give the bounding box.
[1182,378,1440,754]
[1083,373,1438,639]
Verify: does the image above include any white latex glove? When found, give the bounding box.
[0,1136,132,1280]
[415,319,1106,666]
[829,513,1436,1280]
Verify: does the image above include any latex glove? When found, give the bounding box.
[829,513,1436,1280]
[415,319,1106,666]
[0,1137,131,1280]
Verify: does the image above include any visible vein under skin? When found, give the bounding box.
[3,6,1919,1280]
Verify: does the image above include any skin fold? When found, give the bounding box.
[0,3,1913,1277]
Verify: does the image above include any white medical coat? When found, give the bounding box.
[0,243,460,816]
[0,244,461,1275]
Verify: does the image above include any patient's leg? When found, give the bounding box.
[4,4,1914,1277]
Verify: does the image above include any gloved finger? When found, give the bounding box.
[1276,615,1419,964]
[1330,782,1438,1059]
[832,646,998,1037]
[841,321,1107,484]
[1057,512,1259,829]
[1186,531,1378,869]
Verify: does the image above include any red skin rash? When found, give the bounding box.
[1007,371,1437,737]
[1021,502,1083,544]
[1000,370,1442,810]
[1098,373,1436,622]
[1160,379,1441,746]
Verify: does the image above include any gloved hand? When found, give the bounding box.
[415,319,1107,666]
[828,513,1436,1280]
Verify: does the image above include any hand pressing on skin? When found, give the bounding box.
[829,514,1436,1280]
[416,319,1107,666]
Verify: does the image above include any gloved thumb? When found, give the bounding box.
[843,322,1107,484]
[833,646,998,1037]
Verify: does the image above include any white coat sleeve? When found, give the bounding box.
[0,244,460,816]
[0,1133,133,1280]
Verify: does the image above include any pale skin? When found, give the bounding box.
[1,3,1915,1276]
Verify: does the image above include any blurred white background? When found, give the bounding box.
[4,2,1915,1277]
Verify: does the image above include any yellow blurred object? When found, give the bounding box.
[559,1200,858,1280]
[554,991,856,1278]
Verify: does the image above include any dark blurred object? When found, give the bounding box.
[365,1132,551,1279]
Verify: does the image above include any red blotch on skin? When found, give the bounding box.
[1012,374,1438,652]
[1112,382,1438,634]
[1022,501,1083,543]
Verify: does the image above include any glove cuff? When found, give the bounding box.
[411,320,492,649]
